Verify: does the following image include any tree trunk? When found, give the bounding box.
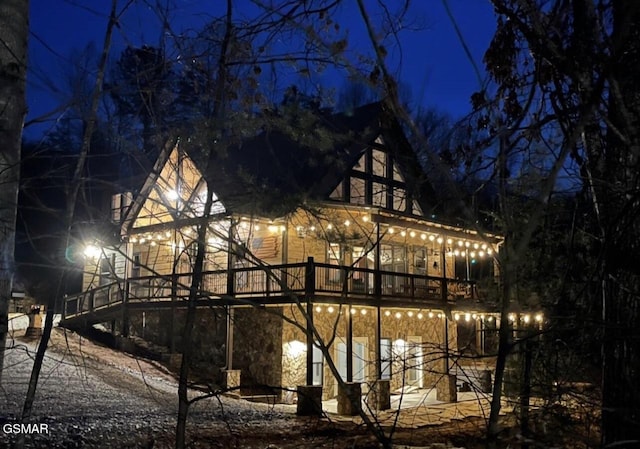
[16,4,117,447]
[0,0,28,383]
[600,2,640,444]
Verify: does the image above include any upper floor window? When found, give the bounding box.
[330,142,423,216]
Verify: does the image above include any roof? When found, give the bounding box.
[180,101,435,218]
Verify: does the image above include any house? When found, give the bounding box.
[62,102,523,412]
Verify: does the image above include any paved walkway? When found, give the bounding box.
[323,389,512,428]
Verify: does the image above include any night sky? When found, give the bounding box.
[26,0,496,139]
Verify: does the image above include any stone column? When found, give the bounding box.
[337,382,362,415]
[223,369,241,393]
[367,379,391,410]
[436,374,457,402]
[296,385,323,416]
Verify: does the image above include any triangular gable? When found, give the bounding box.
[329,135,424,216]
[123,139,225,233]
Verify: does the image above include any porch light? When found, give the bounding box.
[83,245,101,259]
[285,340,307,358]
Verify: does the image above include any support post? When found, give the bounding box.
[305,257,315,386]
[226,306,234,369]
[347,304,353,382]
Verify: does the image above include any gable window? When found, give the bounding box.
[336,144,422,216]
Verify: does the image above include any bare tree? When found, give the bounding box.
[0,0,29,382]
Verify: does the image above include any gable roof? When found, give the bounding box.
[124,101,436,228]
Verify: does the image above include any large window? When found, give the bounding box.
[335,145,422,215]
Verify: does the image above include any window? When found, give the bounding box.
[349,177,366,205]
[380,338,392,380]
[312,344,323,386]
[99,254,114,286]
[131,253,141,278]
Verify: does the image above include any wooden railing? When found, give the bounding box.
[63,258,479,320]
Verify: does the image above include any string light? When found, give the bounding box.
[417,312,424,319]
[384,310,391,317]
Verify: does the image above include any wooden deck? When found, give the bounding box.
[61,259,487,328]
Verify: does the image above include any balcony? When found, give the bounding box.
[62,259,485,324]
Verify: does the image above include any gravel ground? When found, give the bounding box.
[0,328,322,449]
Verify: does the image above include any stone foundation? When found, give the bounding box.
[296,385,323,416]
[337,382,362,415]
[436,374,457,403]
[223,369,241,392]
[367,379,391,410]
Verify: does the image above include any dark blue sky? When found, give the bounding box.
[27,0,496,139]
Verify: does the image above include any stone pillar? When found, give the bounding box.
[337,382,362,415]
[436,374,457,402]
[24,305,43,338]
[479,369,492,393]
[296,385,323,416]
[367,379,391,410]
[223,369,241,393]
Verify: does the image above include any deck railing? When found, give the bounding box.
[63,258,479,320]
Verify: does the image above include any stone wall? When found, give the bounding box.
[122,307,227,383]
[231,307,284,395]
[281,304,458,400]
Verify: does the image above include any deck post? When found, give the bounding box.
[226,306,234,369]
[121,280,129,337]
[374,222,382,381]
[305,257,315,386]
[347,304,353,382]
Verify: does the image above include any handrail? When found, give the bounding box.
[63,261,482,320]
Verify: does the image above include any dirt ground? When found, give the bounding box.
[1,327,595,448]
